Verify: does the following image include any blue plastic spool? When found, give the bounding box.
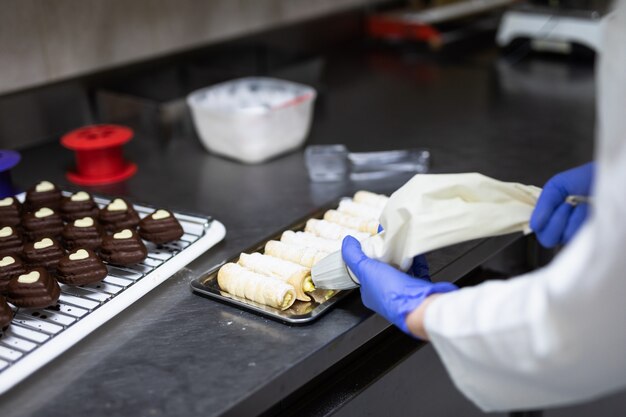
[0,150,21,198]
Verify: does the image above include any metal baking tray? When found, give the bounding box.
[190,200,355,325]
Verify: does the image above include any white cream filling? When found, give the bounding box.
[18,271,40,284]
[74,217,94,228]
[69,249,89,261]
[0,256,15,267]
[71,191,90,202]
[152,209,170,220]
[107,198,127,211]
[35,181,54,192]
[34,238,53,249]
[113,229,133,239]
[35,207,54,218]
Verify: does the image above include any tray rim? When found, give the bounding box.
[190,197,357,325]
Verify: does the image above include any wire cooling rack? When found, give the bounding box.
[0,194,226,395]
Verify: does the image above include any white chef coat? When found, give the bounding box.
[424,4,626,412]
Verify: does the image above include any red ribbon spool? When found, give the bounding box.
[61,124,137,186]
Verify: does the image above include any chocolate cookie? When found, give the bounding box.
[22,237,65,271]
[138,209,184,244]
[98,198,140,232]
[0,255,26,294]
[0,296,13,329]
[57,249,108,286]
[61,217,102,250]
[22,207,64,240]
[100,229,147,265]
[60,191,100,222]
[25,181,62,211]
[0,226,23,256]
[6,268,61,309]
[0,196,22,227]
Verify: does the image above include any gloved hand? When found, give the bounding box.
[342,236,458,335]
[530,162,595,248]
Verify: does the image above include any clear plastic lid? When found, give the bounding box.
[304,145,431,182]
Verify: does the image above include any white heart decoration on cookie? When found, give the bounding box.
[0,226,12,237]
[69,249,89,261]
[152,210,170,220]
[71,191,90,202]
[35,181,54,192]
[0,197,13,207]
[18,271,40,284]
[113,229,133,239]
[74,217,94,228]
[107,199,127,211]
[0,256,15,267]
[35,207,54,218]
[34,238,53,249]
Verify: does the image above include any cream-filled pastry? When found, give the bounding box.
[264,240,329,268]
[353,190,389,210]
[217,263,296,310]
[0,197,22,227]
[304,219,370,242]
[98,198,140,232]
[60,191,99,221]
[238,253,314,301]
[323,210,379,235]
[0,295,12,329]
[280,231,342,253]
[337,199,382,221]
[25,181,62,211]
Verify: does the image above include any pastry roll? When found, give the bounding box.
[353,190,389,210]
[324,210,379,235]
[264,240,329,268]
[337,199,382,221]
[280,231,341,253]
[217,263,296,310]
[304,219,370,241]
[238,253,314,301]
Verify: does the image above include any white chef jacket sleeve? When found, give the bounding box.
[424,8,626,412]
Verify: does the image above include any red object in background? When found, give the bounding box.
[367,15,443,48]
[61,124,137,186]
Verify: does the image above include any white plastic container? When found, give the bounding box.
[187,77,317,164]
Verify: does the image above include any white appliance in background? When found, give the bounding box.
[497,2,610,54]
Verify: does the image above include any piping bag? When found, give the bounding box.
[311,173,542,289]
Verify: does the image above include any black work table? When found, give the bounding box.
[0,45,594,417]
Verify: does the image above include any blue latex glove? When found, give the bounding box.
[530,162,595,248]
[342,236,458,335]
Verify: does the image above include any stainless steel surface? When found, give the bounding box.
[0,34,597,417]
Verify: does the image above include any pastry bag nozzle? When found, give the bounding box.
[311,250,361,290]
[312,234,386,290]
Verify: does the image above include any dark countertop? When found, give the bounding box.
[0,44,595,417]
